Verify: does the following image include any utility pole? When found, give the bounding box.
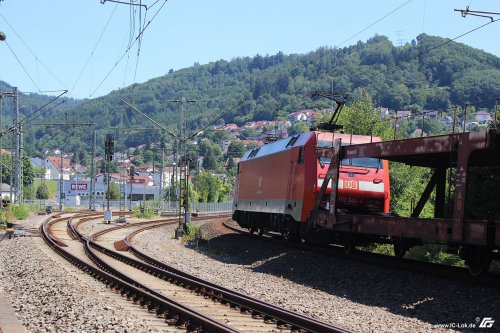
[59,151,63,210]
[13,87,22,203]
[89,130,97,210]
[104,133,114,223]
[0,89,2,217]
[159,138,165,210]
[0,31,5,212]
[0,88,21,204]
[120,100,190,237]
[169,97,196,238]
[129,165,134,211]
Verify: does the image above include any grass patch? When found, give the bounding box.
[359,243,393,256]
[405,244,465,267]
[33,179,57,198]
[180,223,204,244]
[360,243,500,272]
[11,204,30,220]
[134,205,157,219]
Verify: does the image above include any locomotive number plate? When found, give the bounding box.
[344,180,358,189]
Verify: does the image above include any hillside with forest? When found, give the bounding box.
[2,33,499,159]
[0,80,83,127]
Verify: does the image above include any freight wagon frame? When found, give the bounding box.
[314,128,500,276]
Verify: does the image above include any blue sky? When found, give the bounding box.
[0,0,499,99]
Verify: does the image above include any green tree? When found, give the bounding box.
[36,183,49,200]
[199,140,223,171]
[106,182,121,200]
[22,158,35,187]
[225,141,245,158]
[288,121,309,135]
[143,149,154,163]
[389,163,434,217]
[1,153,10,185]
[240,127,260,139]
[193,173,231,202]
[203,150,220,171]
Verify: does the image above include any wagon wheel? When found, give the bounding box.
[393,241,407,258]
[343,241,356,254]
[249,226,257,234]
[258,227,264,236]
[281,230,300,243]
[460,245,492,277]
[281,230,291,241]
[467,258,491,277]
[343,235,356,254]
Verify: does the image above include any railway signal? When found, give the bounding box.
[104,133,114,162]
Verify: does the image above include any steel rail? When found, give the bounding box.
[122,219,352,333]
[81,239,241,333]
[41,213,242,333]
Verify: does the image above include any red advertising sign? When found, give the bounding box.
[71,183,88,191]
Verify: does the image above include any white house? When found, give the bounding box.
[474,111,493,124]
[46,156,72,180]
[30,157,52,180]
[0,183,15,202]
[288,109,317,122]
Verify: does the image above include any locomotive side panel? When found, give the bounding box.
[233,132,316,227]
[298,139,322,223]
[235,147,304,220]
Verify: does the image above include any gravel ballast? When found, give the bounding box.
[0,215,168,333]
[1,214,498,333]
[133,219,500,333]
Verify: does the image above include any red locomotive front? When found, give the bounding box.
[315,132,390,214]
[233,131,390,238]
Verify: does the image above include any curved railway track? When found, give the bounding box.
[41,212,351,333]
[43,213,242,333]
[221,220,500,289]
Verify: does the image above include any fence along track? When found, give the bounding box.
[42,212,242,333]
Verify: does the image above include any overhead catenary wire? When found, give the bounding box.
[421,0,427,33]
[132,1,147,82]
[70,3,119,96]
[2,40,41,93]
[352,95,500,140]
[0,13,67,91]
[121,99,179,139]
[186,100,246,141]
[335,0,413,48]
[0,90,68,138]
[355,17,500,87]
[91,0,169,97]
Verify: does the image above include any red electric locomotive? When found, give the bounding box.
[232,131,390,241]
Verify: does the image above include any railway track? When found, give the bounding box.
[221,220,500,289]
[42,212,351,333]
[43,213,242,332]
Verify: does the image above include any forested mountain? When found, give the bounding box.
[0,80,83,123]
[3,33,500,157]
